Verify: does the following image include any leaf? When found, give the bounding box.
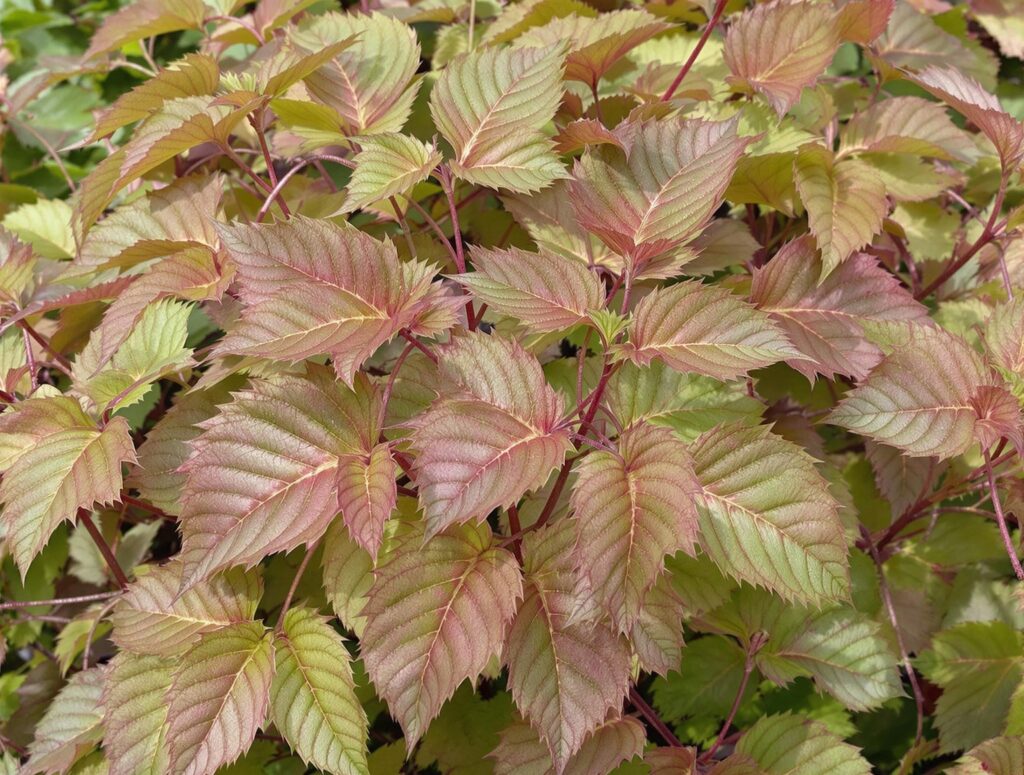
[987,297,1024,376]
[271,607,369,775]
[489,717,645,775]
[74,97,249,238]
[706,587,902,711]
[110,560,262,657]
[213,217,453,385]
[320,519,373,637]
[731,713,871,775]
[297,12,421,135]
[165,621,275,775]
[483,0,598,46]
[1,199,74,259]
[568,118,751,276]
[916,621,1024,752]
[0,396,135,576]
[617,281,801,381]
[750,235,929,380]
[864,440,939,518]
[178,368,379,586]
[85,0,206,57]
[361,521,522,746]
[73,298,194,412]
[630,572,686,677]
[22,667,106,775]
[570,422,699,630]
[85,53,220,143]
[415,685,514,775]
[793,144,888,278]
[515,10,670,89]
[838,96,976,161]
[724,0,847,116]
[829,328,993,459]
[912,65,1024,170]
[102,653,173,775]
[341,134,442,213]
[430,44,567,193]
[455,246,605,333]
[78,174,223,269]
[652,635,749,722]
[407,332,572,536]
[336,442,398,561]
[691,422,848,604]
[950,737,1024,775]
[606,361,763,442]
[505,521,631,771]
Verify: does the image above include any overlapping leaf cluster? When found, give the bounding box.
[2,0,1024,773]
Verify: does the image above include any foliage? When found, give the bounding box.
[3,0,1024,773]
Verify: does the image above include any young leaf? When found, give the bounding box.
[617,281,800,381]
[568,118,751,276]
[750,235,929,380]
[505,521,631,771]
[430,44,568,193]
[22,667,105,775]
[839,96,976,161]
[102,653,173,775]
[213,217,452,385]
[691,422,848,604]
[271,607,369,775]
[829,328,992,458]
[794,144,888,277]
[0,396,135,575]
[361,521,522,746]
[570,422,700,631]
[165,622,275,775]
[85,0,205,58]
[320,519,373,636]
[455,245,605,333]
[110,560,261,658]
[178,369,379,586]
[407,332,572,536]
[341,134,442,214]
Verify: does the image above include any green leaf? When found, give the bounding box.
[165,621,276,775]
[23,667,105,775]
[691,422,848,604]
[793,144,888,278]
[430,45,568,193]
[1,198,74,259]
[916,621,1024,752]
[730,713,871,774]
[85,0,205,57]
[342,134,442,214]
[271,607,369,775]
[102,653,173,775]
[950,736,1024,775]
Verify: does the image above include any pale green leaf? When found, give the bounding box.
[23,667,105,775]
[102,652,173,775]
[342,134,442,214]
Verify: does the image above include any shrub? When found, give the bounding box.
[1,0,1024,772]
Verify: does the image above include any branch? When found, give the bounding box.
[0,591,120,611]
[276,540,320,632]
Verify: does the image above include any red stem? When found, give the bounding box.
[78,509,130,590]
[629,687,682,748]
[662,0,728,101]
[983,447,1024,580]
[700,632,767,763]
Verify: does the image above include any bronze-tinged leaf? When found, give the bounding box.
[750,235,929,380]
[361,521,522,746]
[568,118,751,277]
[505,521,631,772]
[570,422,699,631]
[177,368,380,587]
[213,217,452,385]
[490,716,645,775]
[336,442,398,560]
[85,0,206,58]
[617,281,801,381]
[407,332,572,537]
